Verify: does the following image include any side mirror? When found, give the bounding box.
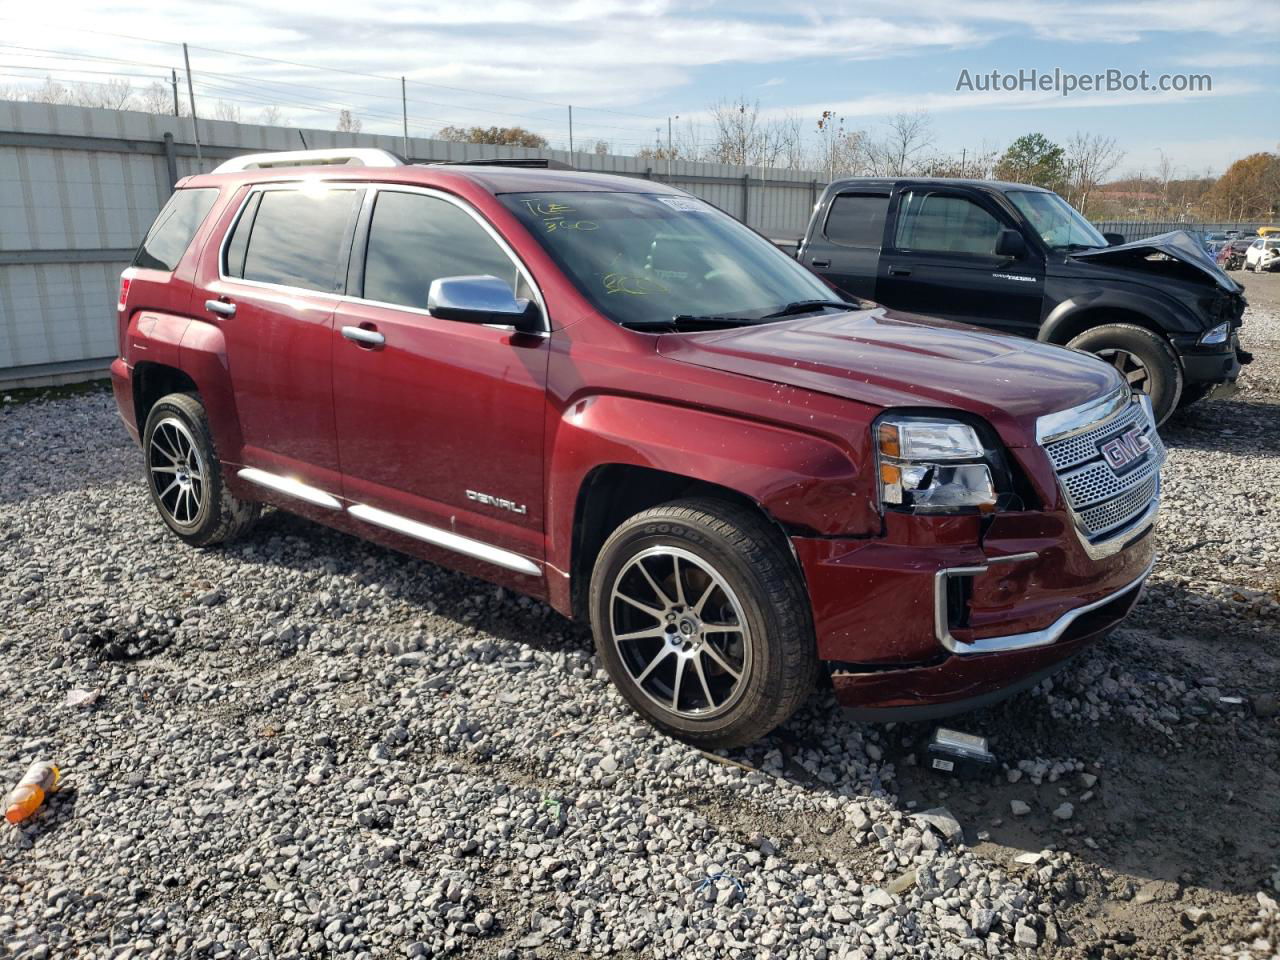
[427,275,541,333]
[994,228,1026,258]
[1103,232,1126,246]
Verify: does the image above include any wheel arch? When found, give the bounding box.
[568,463,800,622]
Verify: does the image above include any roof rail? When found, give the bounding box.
[212,148,405,174]
[435,157,575,171]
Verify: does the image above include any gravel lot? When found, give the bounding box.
[2,273,1278,960]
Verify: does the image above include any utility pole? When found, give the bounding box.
[567,105,574,154]
[667,115,677,178]
[181,44,203,165]
[170,68,180,117]
[400,76,409,159]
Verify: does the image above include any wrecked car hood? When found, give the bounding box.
[657,306,1123,445]
[1070,230,1241,292]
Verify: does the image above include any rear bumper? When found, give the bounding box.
[109,357,139,445]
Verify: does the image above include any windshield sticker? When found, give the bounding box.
[603,273,669,296]
[657,197,707,213]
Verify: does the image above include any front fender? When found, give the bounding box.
[544,393,875,607]
[1039,286,1198,342]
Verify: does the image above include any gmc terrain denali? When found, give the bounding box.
[112,149,1164,747]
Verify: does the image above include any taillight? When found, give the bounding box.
[117,272,132,312]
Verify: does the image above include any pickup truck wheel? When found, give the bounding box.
[143,393,260,547]
[589,498,816,748]
[1067,323,1182,425]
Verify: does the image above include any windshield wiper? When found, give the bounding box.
[759,299,847,319]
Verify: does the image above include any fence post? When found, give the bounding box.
[810,179,818,208]
[742,173,750,223]
[162,132,179,194]
[644,166,652,181]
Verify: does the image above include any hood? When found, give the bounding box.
[657,306,1124,447]
[1070,230,1242,293]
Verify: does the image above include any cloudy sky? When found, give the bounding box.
[1,1,1276,175]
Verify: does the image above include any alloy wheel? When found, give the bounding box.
[608,546,752,720]
[1096,347,1151,394]
[148,416,208,528]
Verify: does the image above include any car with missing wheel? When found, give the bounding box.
[112,149,1164,747]
[793,178,1250,423]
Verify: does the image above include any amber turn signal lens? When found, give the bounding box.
[877,423,901,458]
[880,462,901,486]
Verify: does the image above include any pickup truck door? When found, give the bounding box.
[876,187,1044,336]
[800,190,890,299]
[330,187,549,576]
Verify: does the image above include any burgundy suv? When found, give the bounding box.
[111,149,1164,747]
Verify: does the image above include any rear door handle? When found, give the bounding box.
[341,325,385,347]
[205,299,236,318]
[810,258,831,268]
[887,267,912,277]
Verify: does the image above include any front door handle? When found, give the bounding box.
[887,267,912,277]
[205,299,236,318]
[341,325,385,348]
[810,258,831,268]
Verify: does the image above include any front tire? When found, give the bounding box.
[588,498,817,748]
[1067,323,1183,425]
[143,392,260,546]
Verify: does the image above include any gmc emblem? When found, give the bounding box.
[1099,427,1152,473]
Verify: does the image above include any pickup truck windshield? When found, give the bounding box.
[1006,190,1108,252]
[500,191,842,328]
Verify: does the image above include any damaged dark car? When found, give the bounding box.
[795,178,1250,423]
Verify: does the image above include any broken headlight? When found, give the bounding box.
[876,416,998,514]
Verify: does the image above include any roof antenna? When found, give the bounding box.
[298,129,308,149]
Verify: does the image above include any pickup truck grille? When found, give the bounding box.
[1040,394,1165,544]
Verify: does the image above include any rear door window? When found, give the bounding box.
[893,191,1004,256]
[232,187,361,293]
[824,193,890,247]
[133,188,219,271]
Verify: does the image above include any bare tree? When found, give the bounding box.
[707,97,805,168]
[1061,132,1124,215]
[212,100,241,123]
[592,139,610,156]
[863,112,934,176]
[71,78,134,110]
[259,105,284,126]
[336,109,362,134]
[137,80,175,116]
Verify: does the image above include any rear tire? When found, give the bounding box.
[143,392,260,547]
[1067,323,1183,425]
[588,498,817,748]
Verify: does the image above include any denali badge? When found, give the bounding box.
[466,489,527,515]
[1099,427,1152,473]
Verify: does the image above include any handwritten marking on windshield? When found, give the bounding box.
[603,273,669,296]
[992,273,1036,283]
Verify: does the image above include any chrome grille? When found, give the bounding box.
[1059,431,1166,508]
[1040,394,1164,546]
[1044,399,1145,472]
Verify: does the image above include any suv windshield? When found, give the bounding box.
[1006,190,1108,252]
[500,191,843,328]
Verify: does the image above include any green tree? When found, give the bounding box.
[436,125,548,148]
[994,133,1065,190]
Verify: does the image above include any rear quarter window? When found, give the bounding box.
[133,188,219,272]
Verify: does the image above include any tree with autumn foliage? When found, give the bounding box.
[1204,152,1280,219]
[436,125,548,148]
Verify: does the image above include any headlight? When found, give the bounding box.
[1199,322,1230,345]
[876,417,998,514]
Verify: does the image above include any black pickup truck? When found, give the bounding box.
[795,178,1249,423]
